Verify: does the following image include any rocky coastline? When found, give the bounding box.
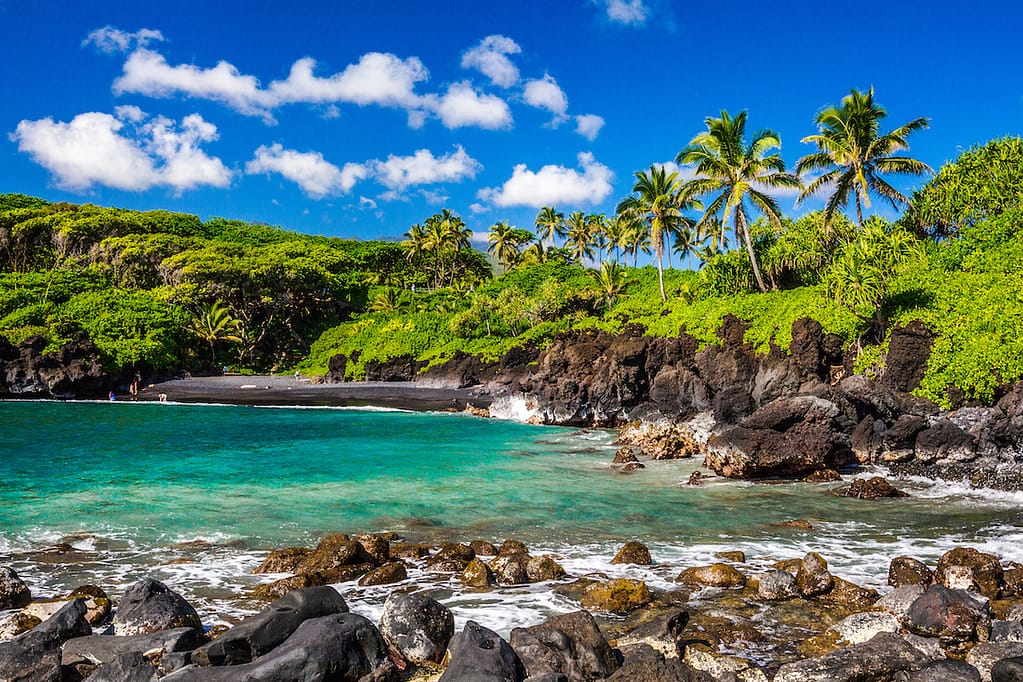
[3,532,1023,681]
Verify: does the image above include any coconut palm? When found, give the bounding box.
[796,87,931,225]
[402,223,427,264]
[672,223,705,269]
[677,110,801,292]
[591,260,627,312]
[564,211,596,266]
[616,165,698,301]
[534,206,565,248]
[187,300,243,365]
[487,220,525,271]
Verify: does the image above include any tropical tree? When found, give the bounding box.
[591,260,627,312]
[616,165,698,301]
[534,206,565,248]
[487,221,532,271]
[796,87,931,225]
[564,211,596,266]
[678,110,801,292]
[586,213,609,263]
[672,224,705,270]
[187,300,243,365]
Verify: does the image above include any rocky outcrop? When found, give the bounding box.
[0,333,108,399]
[0,598,91,682]
[510,610,620,680]
[883,321,935,393]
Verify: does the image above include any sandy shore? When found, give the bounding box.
[137,375,493,411]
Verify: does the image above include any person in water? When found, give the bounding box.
[108,390,116,401]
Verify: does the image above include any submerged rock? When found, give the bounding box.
[836,476,910,499]
[580,579,652,614]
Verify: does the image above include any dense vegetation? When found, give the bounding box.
[2,89,1021,407]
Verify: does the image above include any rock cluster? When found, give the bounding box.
[0,333,108,399]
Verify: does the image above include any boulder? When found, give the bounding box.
[876,584,927,620]
[378,592,454,665]
[113,578,204,636]
[815,577,880,611]
[755,570,798,601]
[993,657,1023,682]
[677,564,746,589]
[526,556,567,582]
[499,540,530,556]
[62,627,204,669]
[906,584,991,644]
[253,546,314,574]
[606,657,696,681]
[611,541,652,566]
[462,559,495,588]
[252,574,316,600]
[937,547,1005,600]
[800,612,901,657]
[908,659,981,681]
[992,620,1023,643]
[0,598,90,682]
[580,579,652,614]
[773,632,933,682]
[470,540,499,557]
[890,557,934,587]
[427,543,476,572]
[796,552,834,597]
[915,419,977,463]
[882,321,935,393]
[190,585,347,666]
[836,476,910,499]
[880,415,929,462]
[968,643,1023,682]
[439,620,525,682]
[0,567,31,610]
[715,550,746,562]
[705,396,854,479]
[359,562,407,587]
[510,610,619,680]
[69,584,113,626]
[162,613,396,681]
[490,553,530,585]
[87,651,161,682]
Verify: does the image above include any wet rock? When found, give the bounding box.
[755,570,798,601]
[684,648,766,681]
[252,573,316,600]
[890,556,934,587]
[440,620,525,682]
[836,476,910,499]
[1003,568,1023,597]
[0,598,90,682]
[526,556,567,582]
[800,612,901,657]
[355,535,391,565]
[391,542,432,560]
[69,584,112,626]
[62,627,204,670]
[617,609,690,658]
[297,534,378,581]
[915,419,977,464]
[0,611,40,639]
[880,414,929,462]
[359,561,408,586]
[992,657,1023,681]
[379,592,454,665]
[617,422,702,460]
[510,610,619,680]
[705,395,854,479]
[906,584,991,644]
[580,579,652,614]
[190,585,347,666]
[490,553,531,585]
[462,558,495,588]
[612,541,652,566]
[0,567,31,610]
[427,543,476,572]
[677,564,747,589]
[993,620,1023,643]
[937,547,1005,600]
[87,651,161,682]
[253,546,314,574]
[715,551,746,563]
[908,659,981,681]
[796,552,834,597]
[499,540,530,556]
[815,577,880,611]
[968,643,1023,682]
[470,540,498,557]
[161,612,396,681]
[773,632,932,682]
[612,447,640,464]
[804,468,842,482]
[877,584,927,620]
[113,578,203,636]
[779,519,814,529]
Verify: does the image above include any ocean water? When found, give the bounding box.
[2,400,1023,636]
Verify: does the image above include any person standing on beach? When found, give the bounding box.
[129,372,140,401]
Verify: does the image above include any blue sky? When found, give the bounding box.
[2,0,1020,243]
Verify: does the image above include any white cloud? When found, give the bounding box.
[523,75,569,125]
[461,35,522,87]
[601,0,649,26]
[428,81,512,130]
[245,144,367,198]
[359,196,378,209]
[469,202,490,214]
[371,145,482,191]
[83,26,164,53]
[419,189,449,205]
[478,152,614,208]
[11,109,232,193]
[575,114,605,141]
[267,54,428,109]
[470,231,489,245]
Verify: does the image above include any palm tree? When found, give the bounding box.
[796,88,931,226]
[586,213,609,263]
[487,220,523,271]
[534,206,565,248]
[402,223,427,264]
[616,165,698,301]
[677,110,801,292]
[672,224,705,270]
[187,300,243,365]
[591,261,627,312]
[564,211,596,266]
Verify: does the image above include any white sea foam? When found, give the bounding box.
[488,394,538,423]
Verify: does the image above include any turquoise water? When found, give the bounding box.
[3,400,1023,631]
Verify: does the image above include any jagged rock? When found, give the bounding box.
[0,333,108,399]
[114,578,203,636]
[68,584,113,625]
[526,556,566,582]
[379,592,454,665]
[355,535,391,565]
[510,610,619,680]
[0,598,90,682]
[580,579,652,614]
[906,584,991,644]
[715,550,746,562]
[440,620,525,682]
[915,419,977,463]
[62,627,204,670]
[937,547,1005,599]
[908,659,981,681]
[883,321,935,393]
[0,568,31,610]
[190,586,347,666]
[968,643,1023,682]
[87,651,161,682]
[773,632,933,682]
[391,542,432,560]
[359,562,407,586]
[617,422,702,460]
[705,395,854,479]
[1002,568,1023,597]
[755,570,798,600]
[804,468,841,482]
[815,577,880,611]
[890,557,934,587]
[296,534,378,581]
[611,541,652,566]
[836,476,910,499]
[462,559,495,588]
[880,414,929,462]
[796,552,835,597]
[162,612,397,681]
[612,447,639,464]
[677,564,747,589]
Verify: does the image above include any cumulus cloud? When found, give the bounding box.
[11,109,232,193]
[600,0,650,26]
[428,82,512,130]
[371,145,482,191]
[478,152,614,208]
[461,35,522,87]
[246,144,368,198]
[575,114,605,141]
[523,75,569,125]
[83,26,164,53]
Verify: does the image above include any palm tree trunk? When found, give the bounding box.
[737,211,768,292]
[855,194,864,226]
[656,245,666,302]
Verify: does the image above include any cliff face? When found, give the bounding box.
[0,334,108,399]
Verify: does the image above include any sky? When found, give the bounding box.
[1,0,1021,245]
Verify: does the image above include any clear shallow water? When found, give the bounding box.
[2,400,1023,635]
